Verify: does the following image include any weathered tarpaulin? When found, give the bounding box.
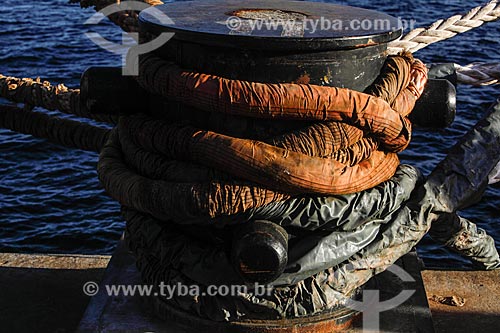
[123,164,420,320]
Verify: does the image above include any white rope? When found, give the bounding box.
[388,0,500,54]
[455,62,500,86]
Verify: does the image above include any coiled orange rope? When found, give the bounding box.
[97,53,428,219]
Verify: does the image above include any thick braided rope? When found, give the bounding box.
[0,75,117,123]
[0,75,77,113]
[0,105,110,152]
[455,62,500,86]
[388,0,500,54]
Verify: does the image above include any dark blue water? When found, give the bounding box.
[1,0,499,267]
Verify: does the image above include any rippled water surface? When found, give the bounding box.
[1,0,499,267]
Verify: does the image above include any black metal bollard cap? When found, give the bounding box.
[231,220,288,285]
[411,79,456,128]
[80,67,147,115]
[139,0,403,91]
[139,0,402,51]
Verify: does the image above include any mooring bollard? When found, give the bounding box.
[139,0,404,294]
[87,0,446,331]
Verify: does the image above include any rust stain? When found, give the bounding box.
[354,38,377,48]
[227,8,309,19]
[232,311,360,332]
[294,73,311,84]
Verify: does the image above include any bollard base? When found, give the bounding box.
[148,297,358,333]
[76,240,433,333]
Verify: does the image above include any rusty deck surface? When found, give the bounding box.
[2,248,499,332]
[422,269,500,333]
